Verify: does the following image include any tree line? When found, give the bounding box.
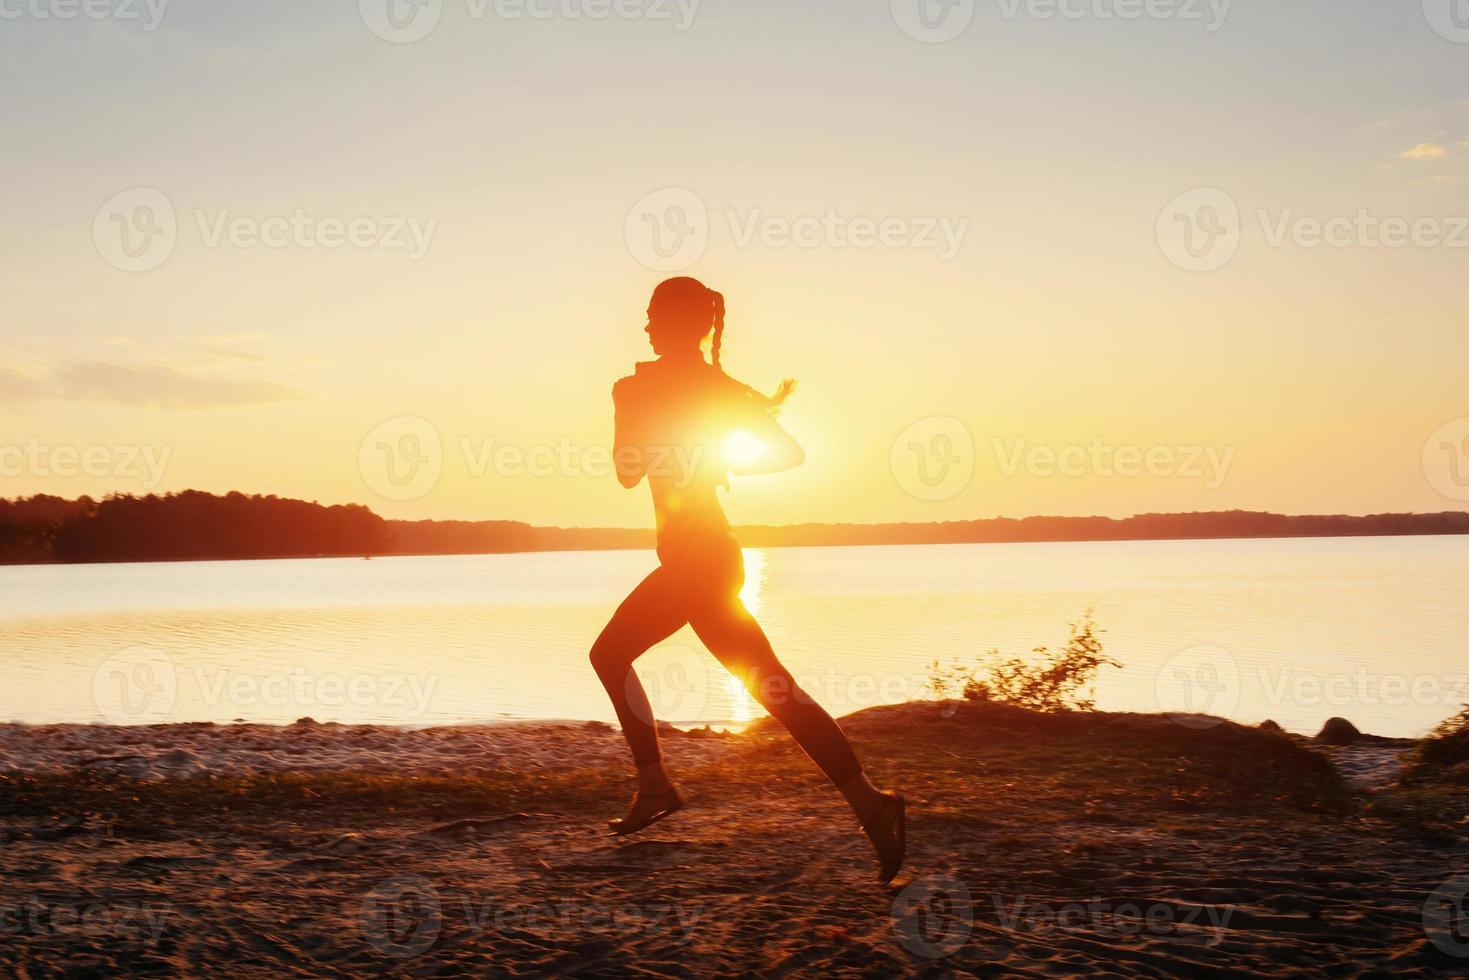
[0,491,386,564]
[1,492,1466,565]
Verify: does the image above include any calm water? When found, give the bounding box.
[2,537,1466,738]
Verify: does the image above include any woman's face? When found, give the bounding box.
[645,301,710,355]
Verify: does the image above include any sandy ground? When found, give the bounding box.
[1322,740,1420,790]
[0,718,736,781]
[2,703,1467,978]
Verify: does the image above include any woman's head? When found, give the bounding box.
[645,276,725,364]
[643,277,796,408]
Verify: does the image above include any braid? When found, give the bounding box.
[699,285,796,412]
[708,289,725,370]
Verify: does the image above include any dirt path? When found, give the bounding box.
[2,704,1466,977]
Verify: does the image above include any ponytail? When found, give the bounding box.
[709,290,725,370]
[707,287,796,412]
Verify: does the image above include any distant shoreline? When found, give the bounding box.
[2,492,1466,566]
[2,525,1467,569]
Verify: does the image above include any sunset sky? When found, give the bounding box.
[3,1,1467,527]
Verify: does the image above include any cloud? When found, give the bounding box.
[0,367,48,405]
[1398,142,1449,161]
[2,333,297,408]
[184,333,271,345]
[175,342,269,364]
[46,362,307,409]
[196,346,269,364]
[175,332,271,364]
[0,359,308,411]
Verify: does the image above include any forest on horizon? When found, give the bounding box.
[2,491,1468,566]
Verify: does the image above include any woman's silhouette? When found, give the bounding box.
[590,276,905,883]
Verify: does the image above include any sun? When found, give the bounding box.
[722,429,768,468]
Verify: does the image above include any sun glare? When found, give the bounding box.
[739,547,765,614]
[723,429,768,469]
[724,673,756,724]
[724,547,769,725]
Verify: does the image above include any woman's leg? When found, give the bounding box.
[589,566,689,785]
[688,585,905,880]
[687,594,875,802]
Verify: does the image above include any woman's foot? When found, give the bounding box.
[859,790,906,885]
[607,785,686,836]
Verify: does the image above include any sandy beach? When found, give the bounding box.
[3,702,1467,976]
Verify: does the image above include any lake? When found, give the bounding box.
[2,536,1465,738]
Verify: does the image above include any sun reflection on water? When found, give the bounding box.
[739,547,765,615]
[724,673,756,724]
[723,548,768,724]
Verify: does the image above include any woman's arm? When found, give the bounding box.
[727,400,805,476]
[612,378,647,489]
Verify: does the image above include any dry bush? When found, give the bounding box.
[927,611,1119,713]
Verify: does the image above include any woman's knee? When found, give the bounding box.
[589,635,632,678]
[743,660,817,714]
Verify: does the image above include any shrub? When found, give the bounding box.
[1430,704,1469,740]
[927,611,1118,713]
[1404,704,1469,785]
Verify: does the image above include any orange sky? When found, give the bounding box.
[3,3,1467,526]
